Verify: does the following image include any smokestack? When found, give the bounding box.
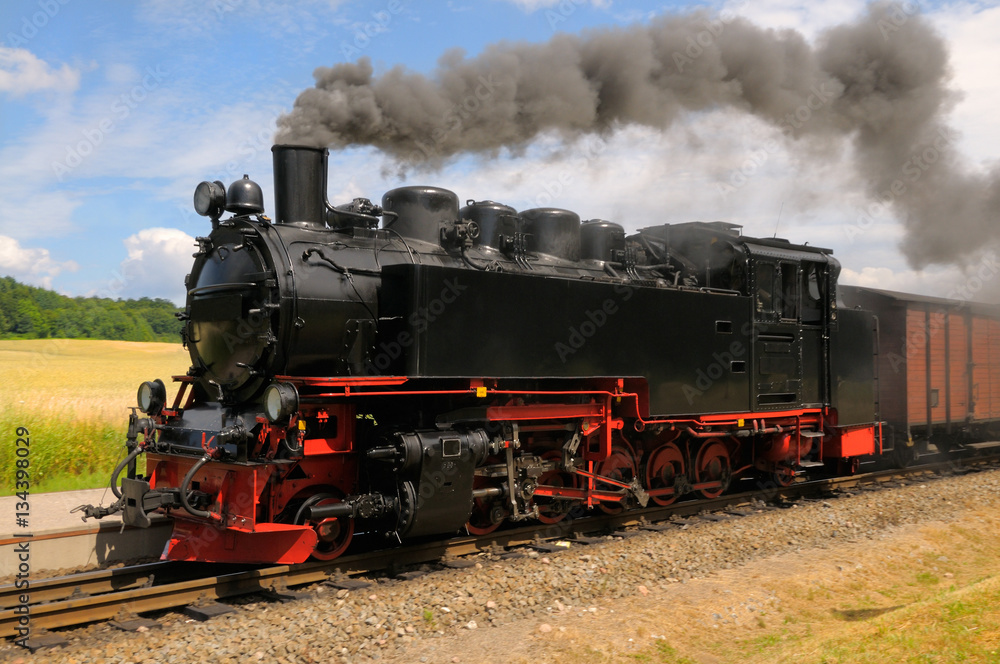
[271,144,329,228]
[274,3,999,268]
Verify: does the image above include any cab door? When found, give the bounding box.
[752,259,803,409]
[799,260,830,407]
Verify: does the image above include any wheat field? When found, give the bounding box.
[0,339,190,494]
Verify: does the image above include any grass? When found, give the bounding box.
[806,578,1000,663]
[0,339,189,495]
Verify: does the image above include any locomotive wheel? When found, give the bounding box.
[694,439,731,499]
[644,442,685,506]
[297,493,354,561]
[466,471,505,536]
[535,450,577,524]
[770,464,796,487]
[596,440,638,514]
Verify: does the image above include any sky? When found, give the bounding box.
[0,0,998,306]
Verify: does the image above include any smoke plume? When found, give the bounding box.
[275,2,1000,267]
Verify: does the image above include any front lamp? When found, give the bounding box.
[263,382,299,423]
[194,180,227,218]
[137,379,167,415]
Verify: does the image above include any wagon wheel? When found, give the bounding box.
[644,441,685,506]
[296,493,354,561]
[893,443,918,468]
[534,450,577,524]
[694,438,731,499]
[595,439,638,514]
[466,470,505,536]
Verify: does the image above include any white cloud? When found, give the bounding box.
[0,235,78,289]
[0,47,80,97]
[111,228,196,304]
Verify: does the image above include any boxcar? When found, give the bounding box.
[840,285,1000,456]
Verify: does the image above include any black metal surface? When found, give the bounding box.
[580,219,626,262]
[519,207,581,261]
[460,200,518,251]
[378,263,752,416]
[393,429,487,537]
[381,185,460,245]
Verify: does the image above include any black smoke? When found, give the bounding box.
[276,2,999,267]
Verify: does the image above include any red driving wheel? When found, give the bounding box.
[694,438,731,499]
[645,441,685,506]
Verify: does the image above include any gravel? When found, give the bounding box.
[4,467,999,664]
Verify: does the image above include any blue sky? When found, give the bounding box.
[1,0,999,305]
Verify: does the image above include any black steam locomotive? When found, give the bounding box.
[78,144,999,563]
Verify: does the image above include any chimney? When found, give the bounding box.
[271,144,329,228]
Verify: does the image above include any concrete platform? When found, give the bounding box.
[0,488,171,576]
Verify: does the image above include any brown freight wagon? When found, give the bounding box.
[840,285,1000,459]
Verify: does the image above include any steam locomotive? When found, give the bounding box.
[78,145,1000,564]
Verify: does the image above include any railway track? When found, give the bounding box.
[4,452,998,645]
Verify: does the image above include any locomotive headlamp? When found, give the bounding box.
[263,382,299,423]
[193,180,227,218]
[137,379,167,415]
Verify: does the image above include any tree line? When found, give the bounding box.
[0,276,183,342]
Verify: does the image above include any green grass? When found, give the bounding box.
[0,411,128,493]
[0,339,188,496]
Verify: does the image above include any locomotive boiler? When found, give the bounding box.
[77,144,997,564]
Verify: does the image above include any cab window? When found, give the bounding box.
[779,262,798,321]
[801,262,825,325]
